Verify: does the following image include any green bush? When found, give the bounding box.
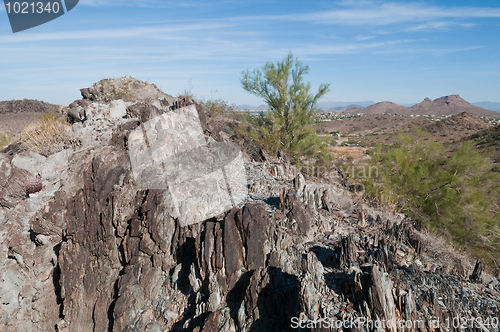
[364,134,500,264]
[202,99,239,117]
[240,52,331,166]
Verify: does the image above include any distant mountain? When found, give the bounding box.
[347,101,409,115]
[317,100,375,110]
[472,101,500,112]
[237,101,375,112]
[325,104,364,112]
[342,95,500,118]
[236,104,267,111]
[410,95,500,118]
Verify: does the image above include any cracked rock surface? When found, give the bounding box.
[1,77,499,332]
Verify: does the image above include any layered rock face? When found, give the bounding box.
[1,77,499,332]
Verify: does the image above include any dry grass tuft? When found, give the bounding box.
[418,228,477,275]
[21,113,72,156]
[0,133,12,150]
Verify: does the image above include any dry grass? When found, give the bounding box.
[21,113,72,156]
[417,227,481,275]
[203,99,239,117]
[329,146,369,161]
[0,133,12,150]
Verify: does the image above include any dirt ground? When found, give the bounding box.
[329,146,372,167]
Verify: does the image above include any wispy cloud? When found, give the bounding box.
[405,21,475,32]
[78,1,500,27]
[79,0,231,8]
[354,35,376,41]
[373,45,485,57]
[1,0,499,105]
[0,22,232,43]
[293,39,417,57]
[217,2,500,28]
[301,2,500,26]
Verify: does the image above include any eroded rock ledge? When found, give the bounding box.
[1,77,499,332]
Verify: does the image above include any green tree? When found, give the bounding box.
[240,52,330,163]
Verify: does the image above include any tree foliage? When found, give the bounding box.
[364,133,500,264]
[240,52,330,163]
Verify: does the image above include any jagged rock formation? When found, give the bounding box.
[1,77,499,332]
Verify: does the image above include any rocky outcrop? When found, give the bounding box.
[410,95,500,118]
[79,76,176,104]
[1,78,499,332]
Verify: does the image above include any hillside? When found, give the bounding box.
[411,95,500,117]
[470,124,500,163]
[0,99,61,148]
[319,111,493,147]
[1,78,499,332]
[342,95,500,118]
[319,113,432,146]
[344,101,410,115]
[424,111,493,142]
[0,99,58,114]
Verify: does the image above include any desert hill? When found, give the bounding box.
[0,99,58,114]
[2,77,499,331]
[470,123,500,163]
[426,111,492,135]
[357,101,409,115]
[411,95,500,117]
[343,95,500,118]
[319,111,493,147]
[0,99,61,147]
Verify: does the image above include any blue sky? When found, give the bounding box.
[1,0,499,106]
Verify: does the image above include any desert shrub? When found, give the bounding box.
[203,99,238,117]
[364,134,500,264]
[21,113,72,156]
[240,52,331,167]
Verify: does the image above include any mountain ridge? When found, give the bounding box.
[342,94,500,118]
[237,97,500,114]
